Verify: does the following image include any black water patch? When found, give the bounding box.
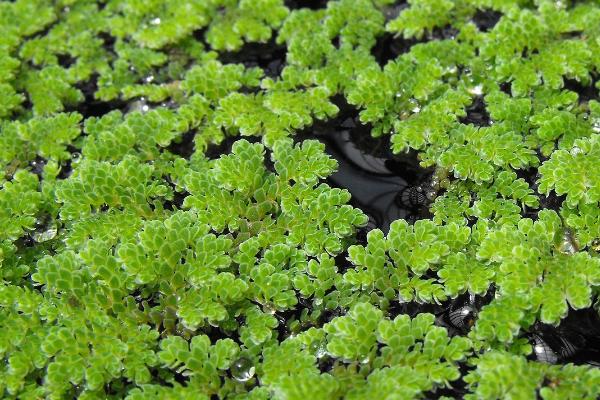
[218,39,287,78]
[161,174,189,211]
[296,96,433,234]
[499,81,512,95]
[371,25,459,67]
[560,29,584,40]
[15,234,35,248]
[388,289,495,336]
[563,77,599,104]
[527,307,600,366]
[538,191,565,213]
[103,379,132,396]
[57,53,76,68]
[203,323,242,346]
[319,306,346,324]
[331,36,341,50]
[98,31,117,54]
[460,96,491,126]
[55,145,83,180]
[371,31,421,66]
[171,370,190,387]
[382,2,408,22]
[275,305,301,341]
[317,355,336,374]
[29,156,46,178]
[515,166,567,218]
[472,9,502,32]
[71,75,127,118]
[166,130,196,159]
[334,250,353,273]
[57,160,74,180]
[426,25,460,41]
[147,365,189,388]
[269,293,345,341]
[515,167,544,220]
[516,166,539,188]
[387,299,447,321]
[204,134,260,160]
[284,0,329,10]
[22,19,58,41]
[423,371,470,399]
[192,27,210,47]
[385,289,495,336]
[163,190,189,211]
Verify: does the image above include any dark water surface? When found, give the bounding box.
[296,97,433,234]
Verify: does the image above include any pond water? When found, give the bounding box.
[296,96,434,234]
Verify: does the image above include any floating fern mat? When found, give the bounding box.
[3,0,600,398]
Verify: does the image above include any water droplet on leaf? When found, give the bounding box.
[425,188,437,201]
[262,303,276,314]
[71,152,81,165]
[231,357,255,382]
[129,97,150,113]
[310,341,327,358]
[468,84,484,96]
[558,229,578,254]
[315,345,326,358]
[33,221,57,243]
[570,146,583,155]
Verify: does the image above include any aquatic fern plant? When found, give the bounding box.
[2,0,600,398]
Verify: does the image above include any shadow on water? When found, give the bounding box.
[297,96,433,235]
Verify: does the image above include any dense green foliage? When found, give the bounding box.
[2,0,600,398]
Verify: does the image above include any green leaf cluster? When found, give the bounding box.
[1,0,600,398]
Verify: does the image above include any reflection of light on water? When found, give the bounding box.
[336,131,395,175]
[300,97,433,233]
[319,129,427,233]
[448,305,475,331]
[532,334,558,364]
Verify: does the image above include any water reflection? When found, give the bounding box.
[300,99,433,234]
